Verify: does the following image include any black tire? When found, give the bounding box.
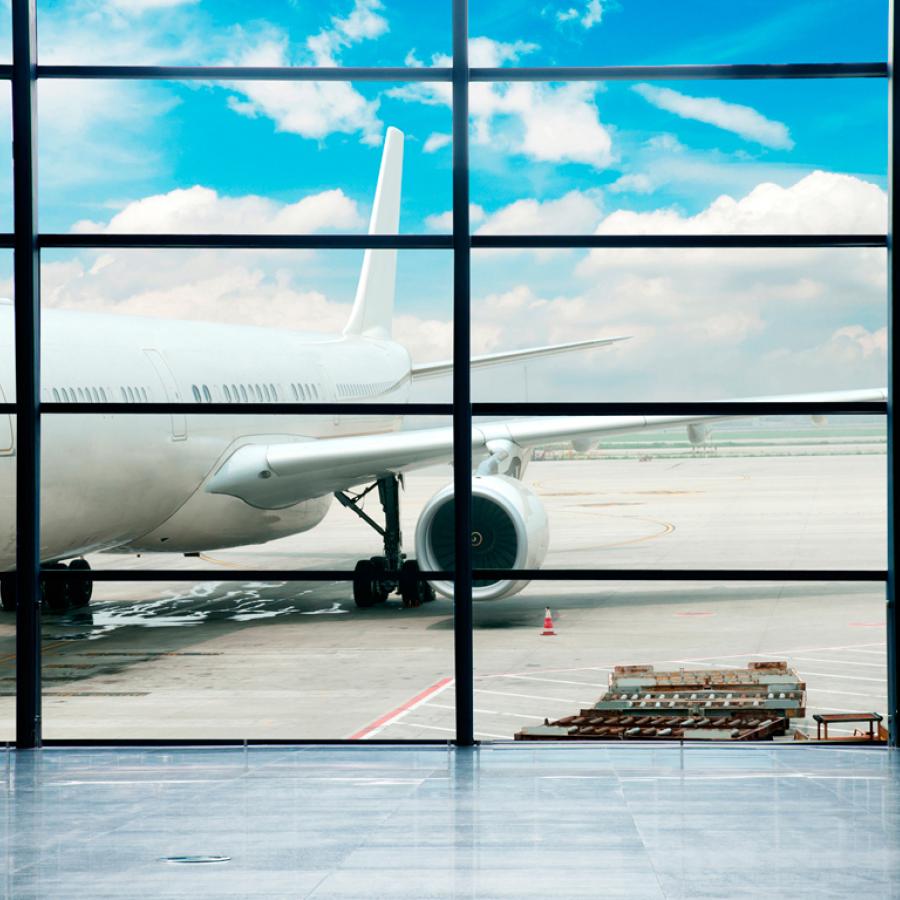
[399,560,436,608]
[0,574,15,613]
[67,558,93,609]
[353,559,389,609]
[43,563,70,614]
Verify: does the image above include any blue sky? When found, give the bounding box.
[0,1,891,399]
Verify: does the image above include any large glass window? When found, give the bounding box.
[3,1,892,747]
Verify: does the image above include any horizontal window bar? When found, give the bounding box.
[31,401,887,416]
[470,63,888,81]
[473,401,887,415]
[37,568,884,582]
[29,63,888,83]
[474,569,887,582]
[39,569,456,582]
[472,235,887,249]
[36,234,887,251]
[40,234,453,250]
[37,739,450,747]
[37,402,452,415]
[37,65,454,81]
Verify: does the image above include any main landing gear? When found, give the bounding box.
[335,474,435,610]
[0,558,94,614]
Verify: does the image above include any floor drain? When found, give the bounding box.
[160,855,231,864]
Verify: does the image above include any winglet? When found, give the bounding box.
[343,127,404,340]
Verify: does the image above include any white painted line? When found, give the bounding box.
[808,688,887,698]
[671,642,884,664]
[494,674,608,688]
[841,648,887,656]
[797,671,884,682]
[789,657,884,668]
[476,688,596,704]
[429,703,545,720]
[398,722,510,740]
[351,678,455,739]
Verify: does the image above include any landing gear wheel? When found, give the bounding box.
[353,558,390,609]
[399,560,435,609]
[67,558,93,609]
[42,563,70,614]
[0,574,15,612]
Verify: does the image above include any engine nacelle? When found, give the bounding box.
[414,474,549,601]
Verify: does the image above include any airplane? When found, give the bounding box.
[0,127,887,614]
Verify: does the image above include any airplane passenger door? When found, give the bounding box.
[0,386,12,455]
[144,349,187,441]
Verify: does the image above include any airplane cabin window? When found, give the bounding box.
[99,387,107,402]
[313,384,319,400]
[223,385,232,402]
[269,383,277,399]
[192,385,201,402]
[239,385,248,403]
[254,384,263,402]
[262,384,271,402]
[141,387,148,402]
[76,388,85,401]
[91,388,99,402]
[52,388,59,401]
[202,385,212,403]
[127,387,135,402]
[290,384,298,401]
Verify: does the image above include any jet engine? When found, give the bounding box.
[414,474,549,601]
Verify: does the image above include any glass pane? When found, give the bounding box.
[42,248,452,402]
[38,80,451,234]
[0,252,13,740]
[462,79,886,235]
[470,248,886,401]
[39,414,455,739]
[469,0,888,66]
[471,580,885,743]
[37,1,450,67]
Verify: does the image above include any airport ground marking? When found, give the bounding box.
[493,674,609,688]
[808,687,887,698]
[670,642,884,665]
[794,670,884,682]
[788,657,885,668]
[476,688,596,704]
[428,702,546,720]
[348,676,454,740]
[391,721,509,740]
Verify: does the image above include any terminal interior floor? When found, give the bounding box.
[1,744,898,898]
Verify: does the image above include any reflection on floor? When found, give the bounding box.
[2,744,899,898]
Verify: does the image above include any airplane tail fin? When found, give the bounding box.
[343,126,404,340]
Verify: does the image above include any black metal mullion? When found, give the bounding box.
[40,402,452,416]
[11,0,40,750]
[43,568,885,584]
[472,234,886,249]
[37,65,453,81]
[888,0,898,748]
[452,0,474,748]
[470,63,888,81]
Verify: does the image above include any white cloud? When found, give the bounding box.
[423,132,452,153]
[224,31,383,145]
[306,0,388,66]
[390,37,614,168]
[425,204,486,232]
[556,0,603,28]
[476,190,602,236]
[633,84,794,150]
[71,185,365,234]
[461,171,887,400]
[609,173,654,194]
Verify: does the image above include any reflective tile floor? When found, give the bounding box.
[1,743,899,898]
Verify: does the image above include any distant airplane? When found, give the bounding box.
[0,128,886,612]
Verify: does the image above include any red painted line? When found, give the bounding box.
[349,676,454,740]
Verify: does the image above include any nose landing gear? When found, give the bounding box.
[336,474,436,610]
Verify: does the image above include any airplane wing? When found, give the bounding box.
[206,387,886,510]
[410,335,631,381]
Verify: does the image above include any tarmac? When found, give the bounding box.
[0,448,887,742]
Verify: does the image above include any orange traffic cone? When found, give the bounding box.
[541,607,556,636]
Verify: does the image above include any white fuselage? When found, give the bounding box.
[0,303,413,569]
